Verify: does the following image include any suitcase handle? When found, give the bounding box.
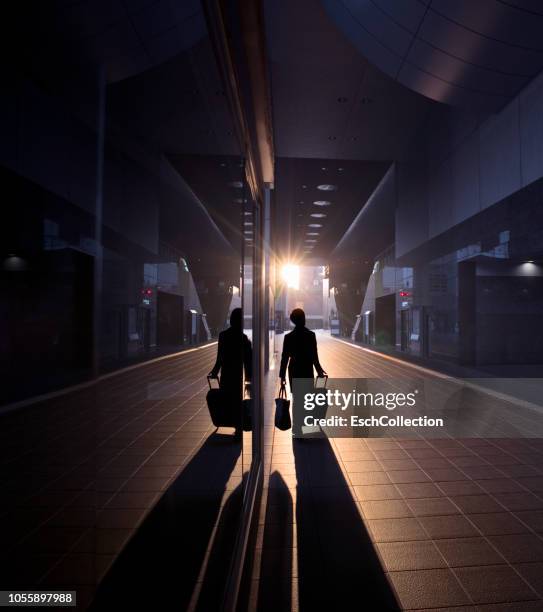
[315,374,328,388]
[207,375,220,389]
[244,381,252,398]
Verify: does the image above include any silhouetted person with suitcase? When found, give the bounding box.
[209,308,252,437]
[279,308,326,389]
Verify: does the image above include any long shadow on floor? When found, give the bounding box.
[90,432,242,611]
[254,437,399,611]
[194,473,247,612]
[255,472,293,611]
[294,437,399,610]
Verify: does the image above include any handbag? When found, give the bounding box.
[274,383,291,431]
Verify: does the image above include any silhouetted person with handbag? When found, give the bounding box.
[209,308,252,437]
[279,308,326,389]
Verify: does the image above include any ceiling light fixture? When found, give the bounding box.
[311,213,326,218]
[313,200,331,206]
[308,223,322,228]
[317,184,337,191]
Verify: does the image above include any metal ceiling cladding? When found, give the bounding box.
[264,0,430,265]
[321,0,543,111]
[273,157,389,262]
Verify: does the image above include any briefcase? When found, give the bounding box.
[274,383,291,431]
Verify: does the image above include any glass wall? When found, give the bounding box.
[0,3,259,608]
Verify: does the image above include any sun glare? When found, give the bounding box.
[281,263,300,290]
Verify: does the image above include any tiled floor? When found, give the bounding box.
[0,343,247,610]
[249,333,543,611]
[3,333,543,610]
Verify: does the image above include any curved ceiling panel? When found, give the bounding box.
[16,0,207,84]
[321,0,543,111]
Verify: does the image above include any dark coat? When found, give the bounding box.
[210,326,252,396]
[279,326,324,386]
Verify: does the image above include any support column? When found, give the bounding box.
[92,66,106,378]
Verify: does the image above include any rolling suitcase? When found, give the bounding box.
[206,376,238,428]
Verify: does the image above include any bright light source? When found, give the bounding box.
[282,264,300,290]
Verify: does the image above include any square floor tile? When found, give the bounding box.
[418,515,479,539]
[353,484,401,501]
[342,460,382,472]
[489,533,543,564]
[359,499,413,520]
[514,510,543,533]
[367,517,428,543]
[388,568,470,609]
[437,480,485,496]
[387,470,430,484]
[379,459,418,471]
[514,562,543,598]
[377,541,446,571]
[466,512,529,536]
[495,492,543,512]
[455,564,537,604]
[348,471,390,486]
[435,537,504,567]
[462,466,505,480]
[477,478,525,494]
[449,494,504,514]
[396,482,442,499]
[407,497,460,517]
[424,467,466,482]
